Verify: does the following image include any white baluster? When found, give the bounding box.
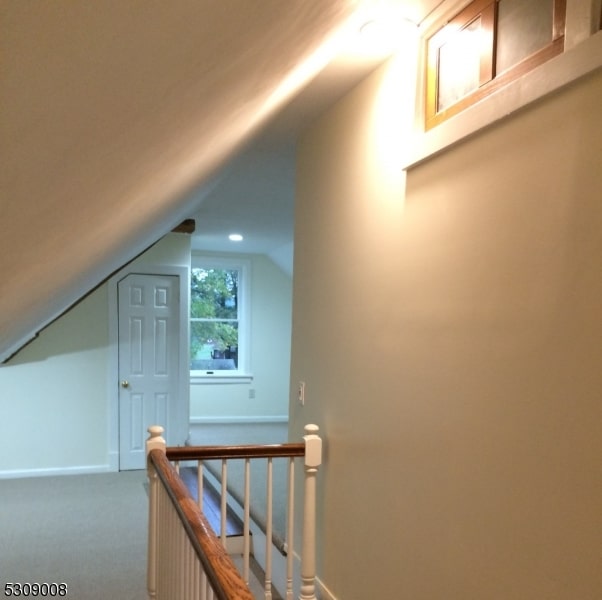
[220,459,228,548]
[200,570,207,600]
[185,540,192,600]
[175,511,183,597]
[286,458,295,600]
[265,457,274,600]
[299,424,322,600]
[197,461,204,511]
[243,457,251,585]
[146,425,166,600]
[194,557,202,600]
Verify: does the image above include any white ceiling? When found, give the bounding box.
[187,57,384,274]
[188,137,296,258]
[0,0,440,361]
[187,0,443,272]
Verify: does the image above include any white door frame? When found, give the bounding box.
[108,264,190,471]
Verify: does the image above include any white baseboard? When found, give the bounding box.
[0,464,114,480]
[108,450,119,471]
[288,550,337,600]
[190,415,288,425]
[316,576,338,600]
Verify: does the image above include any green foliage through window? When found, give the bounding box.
[190,267,239,369]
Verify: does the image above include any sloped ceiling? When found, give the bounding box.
[0,0,437,361]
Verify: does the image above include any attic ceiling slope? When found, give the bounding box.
[0,0,361,361]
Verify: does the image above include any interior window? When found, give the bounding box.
[437,15,486,112]
[426,0,566,129]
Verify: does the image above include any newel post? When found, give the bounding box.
[299,424,322,600]
[146,425,165,600]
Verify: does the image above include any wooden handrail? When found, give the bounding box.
[147,424,322,600]
[165,442,305,462]
[148,448,254,600]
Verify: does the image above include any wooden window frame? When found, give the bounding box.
[426,0,566,130]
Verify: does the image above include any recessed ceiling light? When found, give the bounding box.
[359,19,378,38]
[353,8,418,58]
[228,233,243,242]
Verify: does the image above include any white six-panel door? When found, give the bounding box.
[118,273,180,470]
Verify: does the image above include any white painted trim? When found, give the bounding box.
[0,333,38,364]
[0,464,113,480]
[405,8,602,168]
[287,550,338,600]
[316,575,338,600]
[190,374,254,385]
[190,415,289,425]
[108,450,119,472]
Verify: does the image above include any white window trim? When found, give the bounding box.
[190,254,253,384]
[190,375,254,385]
[404,0,602,169]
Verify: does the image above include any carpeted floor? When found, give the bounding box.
[0,471,149,600]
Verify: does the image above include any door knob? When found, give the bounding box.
[121,380,130,388]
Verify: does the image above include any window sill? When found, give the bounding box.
[190,374,254,385]
[404,30,602,169]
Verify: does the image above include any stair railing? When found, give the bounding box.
[146,424,322,600]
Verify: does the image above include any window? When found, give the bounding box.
[190,256,250,379]
[426,0,566,129]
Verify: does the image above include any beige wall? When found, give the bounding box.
[190,253,292,420]
[0,233,191,476]
[291,52,602,600]
[0,286,110,474]
[0,231,292,475]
